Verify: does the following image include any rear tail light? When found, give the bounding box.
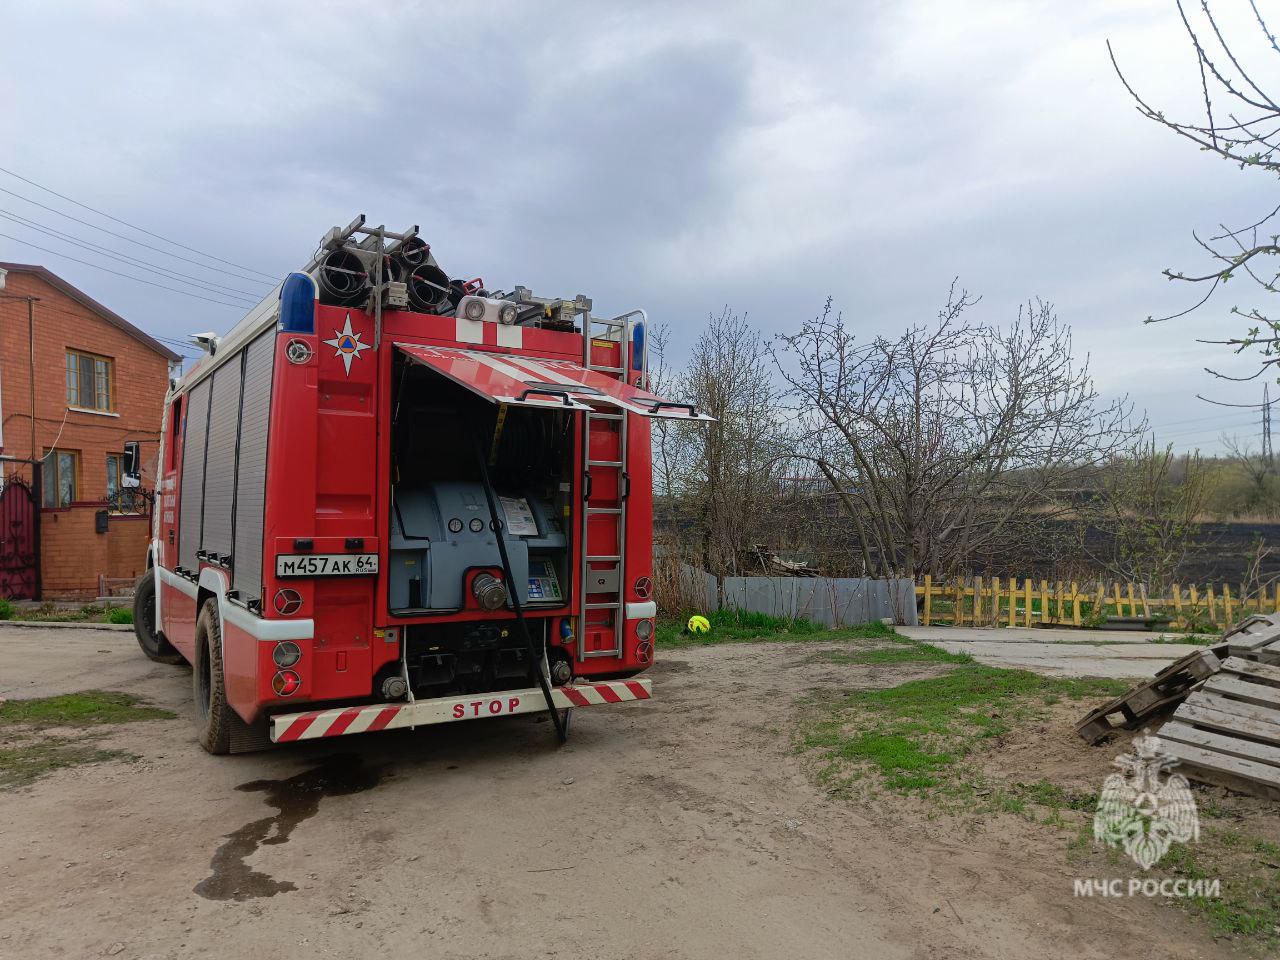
[273,641,301,668]
[272,670,301,697]
[636,619,654,663]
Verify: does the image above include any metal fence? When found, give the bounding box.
[676,562,917,627]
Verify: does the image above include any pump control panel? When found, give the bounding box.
[527,557,563,602]
[389,480,568,612]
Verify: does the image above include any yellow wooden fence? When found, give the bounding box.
[915,575,1276,630]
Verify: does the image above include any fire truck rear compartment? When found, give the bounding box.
[374,620,547,698]
[388,358,574,619]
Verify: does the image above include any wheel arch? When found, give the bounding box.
[197,566,229,635]
[145,540,161,631]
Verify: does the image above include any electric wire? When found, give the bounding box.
[0,165,279,281]
[0,231,251,308]
[0,299,206,360]
[1148,410,1260,430]
[0,185,274,287]
[0,210,260,304]
[1156,417,1255,432]
[1157,423,1254,440]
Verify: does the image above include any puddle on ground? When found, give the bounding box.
[194,753,388,901]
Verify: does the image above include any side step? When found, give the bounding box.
[270,678,652,743]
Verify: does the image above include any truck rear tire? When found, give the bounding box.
[193,599,232,755]
[133,569,184,665]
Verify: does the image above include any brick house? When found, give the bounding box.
[0,263,180,599]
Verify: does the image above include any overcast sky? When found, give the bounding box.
[0,0,1274,452]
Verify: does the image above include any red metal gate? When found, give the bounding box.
[0,476,38,599]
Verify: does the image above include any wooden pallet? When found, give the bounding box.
[1075,648,1222,744]
[1226,635,1280,666]
[1219,613,1280,664]
[1222,613,1279,641]
[1154,657,1280,801]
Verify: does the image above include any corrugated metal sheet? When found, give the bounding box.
[232,330,276,604]
[201,358,243,559]
[178,377,211,570]
[716,574,918,627]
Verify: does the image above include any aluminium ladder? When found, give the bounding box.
[578,312,634,659]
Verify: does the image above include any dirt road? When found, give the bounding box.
[0,625,1233,959]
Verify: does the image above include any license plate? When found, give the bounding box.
[276,553,379,578]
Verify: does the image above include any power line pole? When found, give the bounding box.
[1264,382,1274,466]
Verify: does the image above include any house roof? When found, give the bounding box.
[0,262,181,362]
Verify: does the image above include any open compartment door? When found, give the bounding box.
[396,344,712,420]
[396,344,596,411]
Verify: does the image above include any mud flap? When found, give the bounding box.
[227,711,273,754]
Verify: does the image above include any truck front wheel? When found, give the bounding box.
[133,569,183,665]
[193,599,232,755]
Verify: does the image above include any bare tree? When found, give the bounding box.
[772,285,1138,579]
[1219,434,1280,515]
[1079,438,1214,591]
[646,322,680,502]
[1239,534,1278,604]
[657,308,790,578]
[1110,1,1280,379]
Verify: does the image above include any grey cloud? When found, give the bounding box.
[0,0,1270,445]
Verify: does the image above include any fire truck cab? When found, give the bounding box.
[132,216,708,753]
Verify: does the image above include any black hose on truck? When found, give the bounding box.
[472,430,569,744]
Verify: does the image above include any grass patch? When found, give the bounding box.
[657,607,900,649]
[798,664,1126,794]
[0,691,171,790]
[1159,839,1280,942]
[1147,633,1216,646]
[811,645,973,666]
[0,691,174,728]
[0,740,132,790]
[1,602,132,624]
[1014,777,1097,812]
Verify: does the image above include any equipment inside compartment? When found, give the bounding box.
[388,357,573,614]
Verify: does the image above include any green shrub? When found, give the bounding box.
[0,598,11,620]
[107,608,133,625]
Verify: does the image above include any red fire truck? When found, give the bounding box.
[129,216,707,753]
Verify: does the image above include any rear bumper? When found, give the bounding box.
[270,678,652,743]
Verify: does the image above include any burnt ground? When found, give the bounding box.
[658,509,1280,585]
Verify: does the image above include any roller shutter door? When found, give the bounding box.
[232,330,276,605]
[201,359,244,559]
[177,377,211,571]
